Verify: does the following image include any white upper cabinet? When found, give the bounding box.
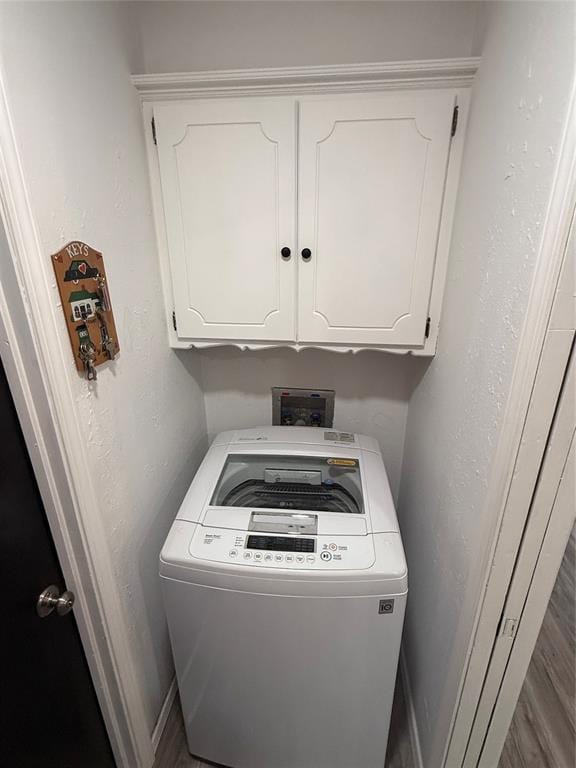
[298,92,454,347]
[149,87,466,353]
[154,99,296,341]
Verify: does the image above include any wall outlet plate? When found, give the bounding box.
[272,387,335,428]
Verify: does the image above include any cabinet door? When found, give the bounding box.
[154,99,296,342]
[298,92,455,347]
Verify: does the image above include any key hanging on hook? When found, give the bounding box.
[96,309,116,361]
[79,342,97,381]
[96,274,111,312]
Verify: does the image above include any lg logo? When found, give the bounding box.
[378,599,395,615]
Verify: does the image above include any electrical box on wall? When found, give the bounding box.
[272,388,335,428]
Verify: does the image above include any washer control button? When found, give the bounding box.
[254,552,263,561]
[307,555,315,563]
[274,554,283,562]
[264,553,273,562]
[229,549,238,558]
[243,552,252,560]
[285,554,294,563]
[329,543,337,551]
[296,555,305,564]
[320,551,332,562]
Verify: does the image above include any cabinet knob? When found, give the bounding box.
[281,247,291,260]
[301,248,312,262]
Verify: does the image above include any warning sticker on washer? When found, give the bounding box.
[324,431,355,443]
[327,458,358,467]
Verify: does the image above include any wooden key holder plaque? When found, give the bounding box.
[51,241,119,380]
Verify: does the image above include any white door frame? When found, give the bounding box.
[444,86,576,767]
[478,355,575,767]
[0,75,154,768]
[461,215,576,767]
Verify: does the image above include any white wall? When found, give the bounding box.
[397,3,575,767]
[200,348,427,500]
[134,0,485,73]
[0,1,207,734]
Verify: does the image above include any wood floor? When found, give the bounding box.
[153,672,415,768]
[499,526,576,768]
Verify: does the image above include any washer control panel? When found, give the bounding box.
[189,527,375,570]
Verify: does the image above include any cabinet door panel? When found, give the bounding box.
[298,92,455,347]
[155,99,296,341]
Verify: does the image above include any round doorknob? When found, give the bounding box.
[301,248,312,261]
[37,585,75,618]
[281,247,291,260]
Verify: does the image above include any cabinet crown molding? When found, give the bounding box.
[131,57,480,100]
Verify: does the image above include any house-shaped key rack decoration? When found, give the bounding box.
[51,241,119,380]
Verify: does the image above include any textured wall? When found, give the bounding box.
[397,3,575,766]
[0,1,208,732]
[134,0,485,73]
[200,348,427,501]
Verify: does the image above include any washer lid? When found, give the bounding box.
[210,452,364,515]
[175,429,400,535]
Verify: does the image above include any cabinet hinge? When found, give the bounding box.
[425,317,431,339]
[151,117,157,146]
[172,311,177,332]
[499,616,518,639]
[451,105,459,138]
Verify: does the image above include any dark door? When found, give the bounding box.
[0,358,116,767]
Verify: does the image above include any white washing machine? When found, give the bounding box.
[160,427,407,768]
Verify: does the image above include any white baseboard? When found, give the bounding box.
[151,676,178,753]
[401,649,424,768]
